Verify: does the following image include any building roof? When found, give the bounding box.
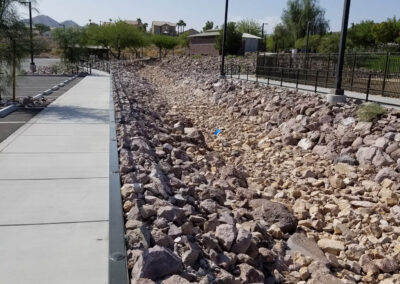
[125,20,142,26]
[152,21,176,27]
[188,30,220,38]
[189,31,262,40]
[242,33,262,40]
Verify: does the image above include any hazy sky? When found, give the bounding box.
[21,0,400,33]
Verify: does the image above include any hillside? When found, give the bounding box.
[24,15,80,28]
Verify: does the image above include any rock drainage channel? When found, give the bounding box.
[114,58,400,284]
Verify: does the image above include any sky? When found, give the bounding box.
[20,0,400,33]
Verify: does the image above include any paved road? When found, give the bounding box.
[0,74,110,284]
[0,77,82,143]
[2,75,75,100]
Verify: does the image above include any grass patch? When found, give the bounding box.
[357,103,386,122]
[192,54,202,59]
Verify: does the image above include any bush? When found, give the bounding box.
[192,54,202,59]
[357,103,386,122]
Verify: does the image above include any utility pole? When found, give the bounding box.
[22,1,36,73]
[328,0,351,104]
[12,40,16,101]
[305,21,311,54]
[220,0,229,77]
[261,23,268,52]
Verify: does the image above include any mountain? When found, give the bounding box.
[60,20,80,28]
[24,15,80,28]
[29,15,60,28]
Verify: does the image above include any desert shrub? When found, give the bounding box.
[357,103,386,122]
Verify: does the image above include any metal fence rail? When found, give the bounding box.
[254,52,400,98]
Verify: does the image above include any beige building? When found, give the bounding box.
[152,21,176,36]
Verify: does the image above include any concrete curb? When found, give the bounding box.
[43,89,53,96]
[0,104,17,118]
[32,93,44,100]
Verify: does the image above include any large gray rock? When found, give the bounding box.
[131,246,183,281]
[308,261,346,284]
[149,166,172,198]
[375,167,400,183]
[232,228,252,254]
[215,224,237,251]
[356,147,376,165]
[157,206,185,223]
[249,199,298,234]
[287,233,328,264]
[238,263,264,283]
[161,275,191,284]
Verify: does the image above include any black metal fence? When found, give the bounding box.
[255,52,400,97]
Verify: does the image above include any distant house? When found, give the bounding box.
[188,30,220,56]
[188,30,262,56]
[152,21,176,36]
[186,29,199,36]
[125,20,143,29]
[242,33,262,53]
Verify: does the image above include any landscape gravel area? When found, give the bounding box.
[113,56,400,284]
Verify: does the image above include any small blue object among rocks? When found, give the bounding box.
[213,129,221,135]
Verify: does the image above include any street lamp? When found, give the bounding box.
[328,0,351,104]
[220,0,229,78]
[21,1,36,73]
[305,21,311,54]
[261,23,268,52]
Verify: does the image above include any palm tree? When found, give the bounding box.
[177,19,184,34]
[181,20,187,33]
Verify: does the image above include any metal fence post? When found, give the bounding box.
[366,73,372,102]
[256,66,259,82]
[296,69,300,90]
[280,68,283,87]
[350,52,356,91]
[230,63,233,78]
[246,66,249,81]
[267,67,270,85]
[238,65,240,79]
[315,71,319,93]
[325,70,329,88]
[382,51,390,96]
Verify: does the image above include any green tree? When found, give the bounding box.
[236,19,261,36]
[372,17,400,44]
[348,20,375,48]
[295,34,321,52]
[0,0,34,96]
[203,21,214,31]
[317,32,340,53]
[152,35,179,58]
[280,0,329,46]
[178,31,190,49]
[177,19,186,34]
[34,23,50,35]
[215,22,243,55]
[52,27,87,62]
[271,24,292,51]
[86,21,147,59]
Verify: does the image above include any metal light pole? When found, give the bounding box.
[220,0,229,77]
[305,21,311,54]
[261,23,268,52]
[22,1,36,73]
[328,0,351,104]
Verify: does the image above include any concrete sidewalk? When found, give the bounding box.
[0,74,110,284]
[237,74,400,108]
